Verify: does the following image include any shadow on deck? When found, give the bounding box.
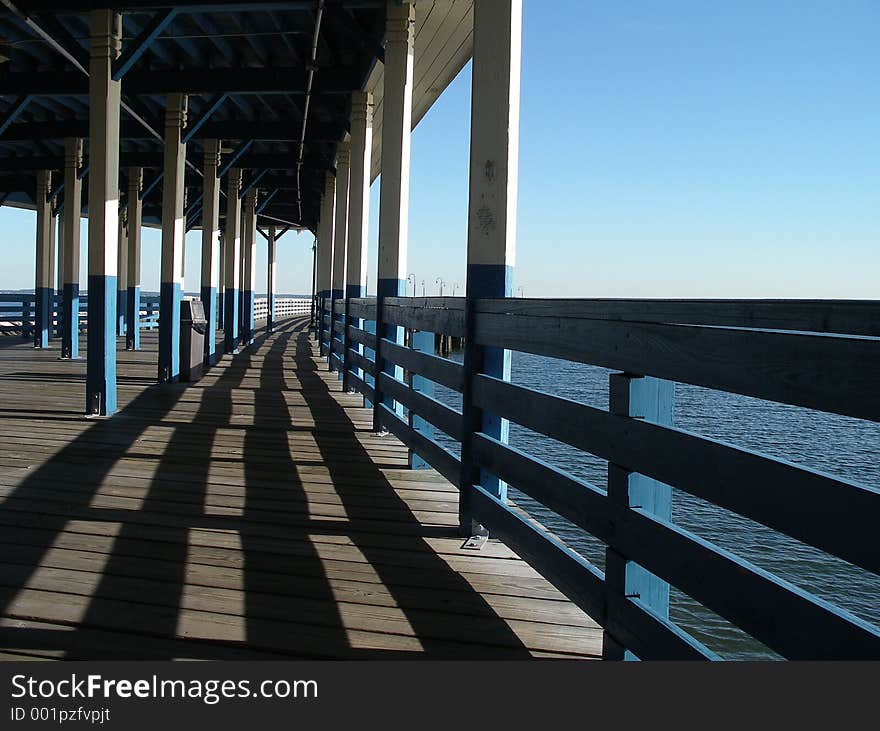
[0,317,601,659]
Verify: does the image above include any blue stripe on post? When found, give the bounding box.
[158,280,181,383]
[246,289,255,345]
[126,285,140,351]
[343,283,365,392]
[85,273,117,415]
[33,286,52,348]
[330,288,343,376]
[201,285,217,365]
[224,286,239,354]
[372,277,405,430]
[459,263,514,532]
[116,288,127,337]
[61,282,79,359]
[217,290,224,329]
[318,289,330,356]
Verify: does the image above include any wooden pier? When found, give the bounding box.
[0,316,601,660]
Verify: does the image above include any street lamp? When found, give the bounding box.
[516,286,524,298]
[435,277,445,296]
[406,273,415,297]
[420,280,426,297]
[452,282,460,296]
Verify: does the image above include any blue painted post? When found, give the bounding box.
[241,188,257,347]
[266,226,277,333]
[330,142,350,377]
[409,329,435,468]
[157,92,187,384]
[344,91,374,393]
[33,170,52,349]
[85,9,121,415]
[116,210,127,337]
[55,212,63,339]
[223,169,242,354]
[316,172,335,356]
[458,0,522,535]
[49,213,58,338]
[200,140,221,365]
[372,0,415,431]
[125,167,142,351]
[603,374,674,660]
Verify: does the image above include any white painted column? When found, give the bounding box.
[459,0,522,533]
[126,167,142,350]
[200,139,221,364]
[223,168,242,354]
[86,9,122,415]
[373,0,415,425]
[157,92,187,383]
[266,226,277,333]
[315,172,335,354]
[346,92,372,300]
[61,138,82,360]
[329,141,350,373]
[241,187,257,346]
[34,169,52,348]
[116,205,127,337]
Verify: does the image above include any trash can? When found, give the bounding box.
[180,299,207,382]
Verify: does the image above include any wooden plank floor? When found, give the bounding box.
[0,317,602,660]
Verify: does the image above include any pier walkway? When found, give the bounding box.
[0,317,601,660]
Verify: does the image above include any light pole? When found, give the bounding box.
[452,282,460,296]
[516,286,524,298]
[420,279,426,297]
[435,277,445,296]
[406,273,415,297]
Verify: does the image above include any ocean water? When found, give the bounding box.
[431,349,880,660]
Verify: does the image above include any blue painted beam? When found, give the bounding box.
[141,172,163,200]
[112,10,179,81]
[256,188,278,213]
[182,93,228,144]
[0,95,32,136]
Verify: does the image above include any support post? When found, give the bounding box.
[330,141,350,375]
[218,233,225,329]
[458,0,522,534]
[223,168,242,354]
[49,211,57,338]
[116,207,128,337]
[241,187,257,346]
[126,167,142,350]
[55,210,63,338]
[266,226,277,333]
[200,139,221,365]
[373,0,415,430]
[61,138,83,359]
[86,9,122,415]
[34,170,52,348]
[316,172,335,354]
[158,92,187,383]
[344,91,373,393]
[603,374,674,660]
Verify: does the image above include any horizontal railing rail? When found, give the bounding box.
[319,294,880,660]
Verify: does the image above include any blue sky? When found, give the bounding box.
[2,1,878,298]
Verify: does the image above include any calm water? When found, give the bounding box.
[431,350,880,660]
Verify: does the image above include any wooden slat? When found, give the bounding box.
[379,337,465,391]
[377,372,464,442]
[345,347,376,377]
[473,375,880,574]
[348,298,376,320]
[382,297,465,336]
[477,298,880,336]
[346,324,377,350]
[473,312,880,422]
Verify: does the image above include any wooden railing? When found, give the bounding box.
[1,292,161,337]
[317,294,880,660]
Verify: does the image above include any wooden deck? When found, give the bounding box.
[0,317,601,660]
